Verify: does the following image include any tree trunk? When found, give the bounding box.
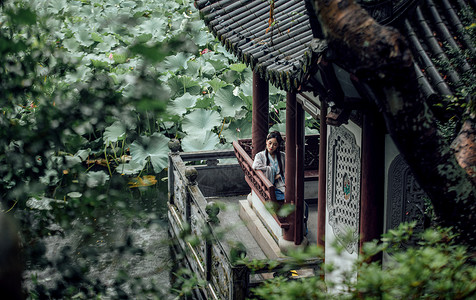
[313,0,476,250]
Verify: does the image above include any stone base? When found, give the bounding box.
[239,197,310,259]
[239,199,284,259]
[278,236,309,254]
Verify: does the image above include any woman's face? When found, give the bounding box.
[266,137,279,155]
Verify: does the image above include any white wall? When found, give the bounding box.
[324,120,361,288]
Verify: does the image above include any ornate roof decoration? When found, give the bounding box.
[195,0,322,91]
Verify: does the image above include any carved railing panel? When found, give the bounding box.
[236,135,319,171]
[233,135,320,229]
[210,243,232,299]
[167,149,322,299]
[190,200,207,269]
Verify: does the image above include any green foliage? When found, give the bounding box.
[430,8,475,130]
[250,223,476,300]
[0,0,297,298]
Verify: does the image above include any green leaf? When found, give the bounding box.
[216,44,236,60]
[130,133,170,173]
[215,85,246,118]
[120,1,137,8]
[129,43,169,63]
[168,93,199,116]
[91,59,109,68]
[140,18,166,41]
[193,31,211,47]
[240,75,253,98]
[222,70,241,84]
[270,121,286,133]
[206,55,228,72]
[182,131,219,152]
[116,160,146,175]
[67,192,82,198]
[221,117,252,142]
[136,33,152,43]
[277,204,295,218]
[104,121,126,144]
[7,8,37,25]
[182,109,221,136]
[167,75,201,98]
[186,58,215,78]
[113,52,128,64]
[206,78,227,92]
[47,0,67,14]
[26,197,62,211]
[76,30,94,47]
[229,63,247,73]
[163,52,193,72]
[86,171,110,188]
[91,32,104,43]
[64,65,92,83]
[63,38,80,52]
[75,149,91,161]
[194,96,215,109]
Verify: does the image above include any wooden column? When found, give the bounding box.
[317,101,327,250]
[252,71,269,159]
[284,92,296,242]
[294,102,305,245]
[359,109,385,261]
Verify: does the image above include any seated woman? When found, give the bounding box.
[252,131,285,200]
[252,131,308,234]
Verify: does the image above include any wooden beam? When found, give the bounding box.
[252,72,269,159]
[359,108,385,261]
[317,101,327,250]
[284,92,296,242]
[294,102,305,245]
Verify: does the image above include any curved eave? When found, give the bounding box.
[195,0,319,91]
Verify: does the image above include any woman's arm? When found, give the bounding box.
[252,151,275,184]
[252,151,267,171]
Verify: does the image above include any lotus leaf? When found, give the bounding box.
[229,63,247,73]
[221,117,252,142]
[182,109,221,136]
[86,171,110,188]
[104,121,126,144]
[206,78,228,92]
[26,197,63,211]
[168,75,201,98]
[215,85,246,118]
[182,131,219,152]
[163,52,193,72]
[168,93,198,116]
[116,160,146,175]
[130,133,170,173]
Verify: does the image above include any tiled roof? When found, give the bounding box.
[195,0,321,91]
[196,0,475,98]
[402,0,475,101]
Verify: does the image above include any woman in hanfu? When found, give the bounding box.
[252,131,308,234]
[252,131,286,200]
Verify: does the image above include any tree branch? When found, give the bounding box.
[313,0,476,249]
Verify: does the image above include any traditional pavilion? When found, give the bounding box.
[195,0,474,272]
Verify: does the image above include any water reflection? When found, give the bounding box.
[23,171,171,299]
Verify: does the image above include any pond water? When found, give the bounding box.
[22,172,172,299]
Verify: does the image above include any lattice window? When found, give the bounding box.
[387,154,427,248]
[327,126,361,254]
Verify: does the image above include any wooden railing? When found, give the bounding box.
[168,148,322,299]
[232,135,320,229]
